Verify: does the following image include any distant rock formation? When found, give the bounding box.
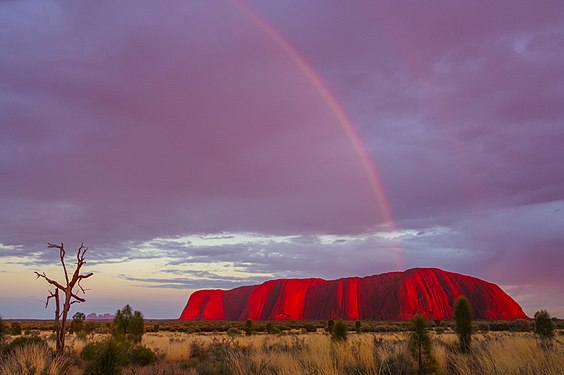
[179,268,528,321]
[85,313,115,321]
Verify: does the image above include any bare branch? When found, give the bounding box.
[77,243,88,263]
[37,242,93,356]
[45,290,57,308]
[70,292,86,303]
[47,242,64,250]
[48,242,70,285]
[76,278,91,294]
[35,271,66,291]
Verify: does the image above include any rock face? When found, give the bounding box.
[86,313,115,321]
[179,268,528,321]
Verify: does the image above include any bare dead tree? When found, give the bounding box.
[35,242,93,355]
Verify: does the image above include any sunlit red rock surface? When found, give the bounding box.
[179,268,528,321]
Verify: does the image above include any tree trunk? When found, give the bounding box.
[35,243,93,357]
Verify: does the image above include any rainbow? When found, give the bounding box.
[231,1,403,268]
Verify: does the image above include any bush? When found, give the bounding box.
[188,341,231,375]
[3,335,45,354]
[408,315,435,374]
[244,320,252,336]
[226,327,241,337]
[534,310,555,348]
[70,311,86,333]
[304,323,316,333]
[82,337,159,373]
[327,320,335,333]
[331,320,348,342]
[355,320,361,333]
[511,319,532,332]
[10,323,22,336]
[76,330,88,341]
[113,305,145,343]
[129,345,158,366]
[82,339,129,375]
[0,343,69,375]
[265,323,273,334]
[489,321,511,331]
[454,296,472,353]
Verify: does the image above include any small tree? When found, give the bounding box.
[331,320,348,341]
[327,319,335,333]
[113,305,144,343]
[355,320,361,333]
[534,310,555,349]
[454,296,472,353]
[70,311,86,334]
[408,315,434,374]
[35,242,93,355]
[11,322,22,335]
[265,322,273,334]
[244,319,252,336]
[129,311,144,343]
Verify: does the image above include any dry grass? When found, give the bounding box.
[142,332,193,361]
[0,343,71,375]
[9,330,563,374]
[446,333,564,375]
[163,331,562,375]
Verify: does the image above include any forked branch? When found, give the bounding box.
[36,242,93,356]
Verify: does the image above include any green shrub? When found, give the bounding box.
[511,319,532,332]
[84,321,96,334]
[113,305,145,343]
[408,315,435,374]
[82,339,129,375]
[76,330,88,341]
[226,327,241,337]
[454,296,472,353]
[304,323,316,333]
[3,335,45,354]
[355,320,361,333]
[265,323,273,334]
[82,337,158,373]
[244,320,252,336]
[10,322,22,335]
[534,310,555,348]
[129,345,158,366]
[327,320,335,333]
[489,321,511,331]
[188,341,231,375]
[331,320,348,342]
[69,311,86,333]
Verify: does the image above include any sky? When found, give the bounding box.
[1,0,563,319]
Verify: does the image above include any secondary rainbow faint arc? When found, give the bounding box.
[232,1,403,268]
